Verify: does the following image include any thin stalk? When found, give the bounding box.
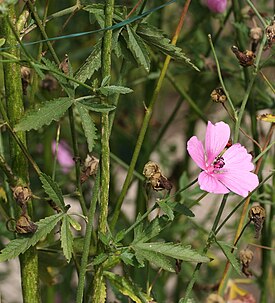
[0,9,40,303]
[76,171,101,303]
[181,195,228,302]
[110,0,193,231]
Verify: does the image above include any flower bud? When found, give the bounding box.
[210,87,227,103]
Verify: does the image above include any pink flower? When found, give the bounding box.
[187,121,259,197]
[52,140,74,173]
[206,0,227,13]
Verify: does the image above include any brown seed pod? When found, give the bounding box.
[13,186,32,210]
[249,205,266,238]
[239,248,254,277]
[266,20,275,49]
[231,46,255,67]
[143,161,172,191]
[59,54,70,75]
[80,155,99,183]
[210,87,227,103]
[15,214,37,234]
[21,66,31,95]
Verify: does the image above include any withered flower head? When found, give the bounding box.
[13,186,32,208]
[250,27,263,42]
[249,205,266,238]
[231,46,255,67]
[266,20,275,49]
[80,155,99,183]
[15,214,37,234]
[239,248,254,277]
[21,66,31,95]
[41,74,58,91]
[59,54,69,75]
[210,87,227,103]
[143,161,172,191]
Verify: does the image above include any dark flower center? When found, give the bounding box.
[213,156,225,169]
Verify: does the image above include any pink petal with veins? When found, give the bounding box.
[187,136,206,170]
[205,121,230,165]
[198,171,230,194]
[223,144,254,171]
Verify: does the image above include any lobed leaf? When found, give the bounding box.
[158,200,174,221]
[75,102,97,152]
[60,215,74,263]
[0,213,64,262]
[79,100,116,113]
[99,85,133,96]
[14,97,74,131]
[39,173,65,211]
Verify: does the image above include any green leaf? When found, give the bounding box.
[133,242,210,263]
[75,102,97,152]
[126,25,150,72]
[158,200,174,221]
[39,173,65,211]
[99,85,133,96]
[79,100,116,112]
[120,250,134,266]
[104,271,151,303]
[14,97,74,131]
[216,240,241,275]
[134,245,175,272]
[61,215,74,262]
[89,252,108,267]
[74,40,102,86]
[0,213,64,262]
[68,216,81,231]
[137,23,200,71]
[0,38,6,47]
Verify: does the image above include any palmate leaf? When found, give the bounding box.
[74,39,102,87]
[133,242,210,263]
[79,100,116,113]
[216,241,241,275]
[39,173,65,212]
[104,271,152,303]
[99,85,133,96]
[137,23,200,71]
[0,213,64,262]
[14,97,74,131]
[75,102,97,152]
[126,25,150,72]
[60,215,73,263]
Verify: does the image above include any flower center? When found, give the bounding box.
[213,156,225,169]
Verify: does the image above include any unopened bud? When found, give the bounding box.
[231,46,255,67]
[210,87,227,103]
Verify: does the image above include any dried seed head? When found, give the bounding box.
[266,20,275,49]
[231,46,255,67]
[80,155,99,183]
[249,205,266,238]
[250,27,263,42]
[240,248,254,277]
[206,293,225,303]
[143,161,172,191]
[16,214,37,234]
[210,87,227,103]
[13,186,32,208]
[41,74,58,91]
[21,66,31,95]
[59,54,69,75]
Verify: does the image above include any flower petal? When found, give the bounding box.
[217,170,259,197]
[187,136,206,170]
[205,121,230,165]
[223,143,254,171]
[198,171,230,194]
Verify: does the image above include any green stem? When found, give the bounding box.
[181,195,228,302]
[0,9,40,303]
[110,0,192,231]
[76,170,101,303]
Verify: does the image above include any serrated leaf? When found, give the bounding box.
[257,113,275,123]
[104,271,151,303]
[39,173,65,211]
[68,216,81,231]
[79,100,116,112]
[75,102,97,152]
[14,97,74,131]
[74,40,102,87]
[134,246,175,272]
[132,217,168,244]
[126,25,150,72]
[90,252,108,267]
[216,240,241,275]
[99,85,133,96]
[101,75,111,87]
[137,23,200,71]
[61,215,73,263]
[120,250,134,266]
[133,242,209,263]
[158,200,174,221]
[0,213,64,262]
